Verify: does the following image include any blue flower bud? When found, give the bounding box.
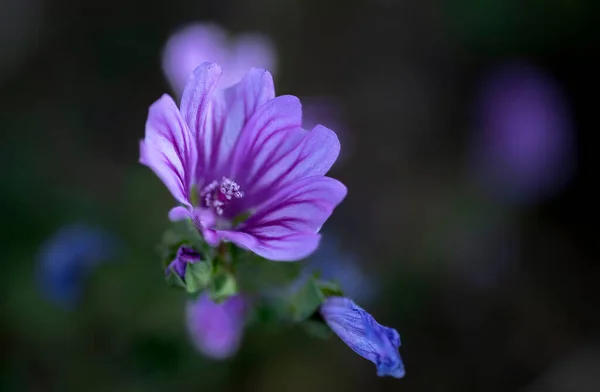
[320,297,405,378]
[166,246,201,279]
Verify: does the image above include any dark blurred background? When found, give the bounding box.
[2,0,599,391]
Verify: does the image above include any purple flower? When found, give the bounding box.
[166,246,201,279]
[470,61,575,204]
[162,23,277,96]
[186,293,247,360]
[140,62,347,261]
[37,223,118,308]
[321,297,405,378]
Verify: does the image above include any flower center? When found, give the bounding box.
[200,177,244,216]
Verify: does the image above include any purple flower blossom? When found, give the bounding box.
[162,23,277,96]
[321,297,405,378]
[470,61,575,205]
[37,223,118,308]
[140,62,347,261]
[186,293,247,360]
[166,246,201,279]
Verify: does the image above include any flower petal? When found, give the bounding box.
[179,63,223,183]
[242,124,341,195]
[321,297,405,378]
[140,94,196,206]
[168,206,191,221]
[219,230,321,262]
[180,63,223,135]
[219,176,347,261]
[229,94,303,186]
[203,68,276,179]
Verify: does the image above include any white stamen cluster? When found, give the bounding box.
[201,177,244,215]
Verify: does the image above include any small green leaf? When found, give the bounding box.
[157,218,212,275]
[209,269,238,303]
[161,219,207,252]
[165,269,186,289]
[288,277,325,322]
[315,279,344,298]
[184,261,212,294]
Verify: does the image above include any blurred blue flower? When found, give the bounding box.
[186,293,248,360]
[37,223,119,308]
[470,61,575,205]
[321,297,405,378]
[166,246,201,279]
[305,234,374,304]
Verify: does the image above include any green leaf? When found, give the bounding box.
[184,260,212,294]
[288,277,325,322]
[209,269,237,303]
[315,279,344,298]
[270,276,346,323]
[157,218,213,281]
[165,269,186,289]
[160,219,208,255]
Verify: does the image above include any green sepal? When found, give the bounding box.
[291,279,341,339]
[288,277,325,322]
[158,218,209,262]
[231,210,253,227]
[165,269,186,289]
[184,260,212,294]
[189,185,199,208]
[284,275,346,323]
[157,218,213,288]
[315,279,344,298]
[209,268,238,303]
